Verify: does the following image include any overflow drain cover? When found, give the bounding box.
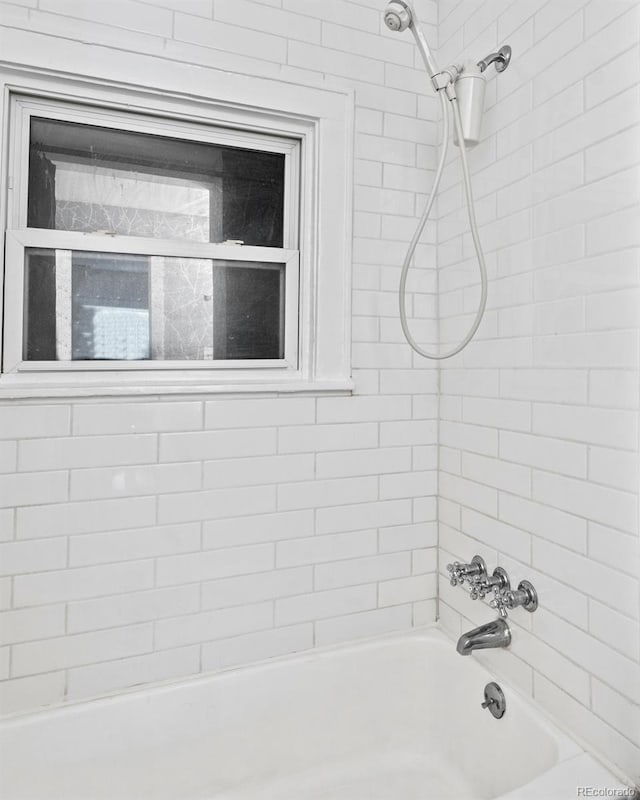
[481,682,506,719]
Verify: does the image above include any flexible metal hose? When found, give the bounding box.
[398,89,488,360]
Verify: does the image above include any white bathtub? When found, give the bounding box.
[0,627,632,799]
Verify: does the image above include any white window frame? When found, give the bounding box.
[0,59,354,398]
[6,95,300,374]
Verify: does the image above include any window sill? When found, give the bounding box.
[0,372,354,400]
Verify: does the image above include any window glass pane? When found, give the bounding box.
[28,118,286,247]
[24,249,285,362]
[211,260,285,360]
[72,254,149,360]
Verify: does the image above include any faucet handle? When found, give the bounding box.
[446,562,464,586]
[468,575,486,599]
[447,556,487,587]
[490,586,510,618]
[491,580,539,616]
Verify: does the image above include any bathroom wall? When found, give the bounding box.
[0,0,439,714]
[436,0,640,781]
[2,0,638,783]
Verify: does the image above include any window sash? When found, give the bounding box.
[10,95,300,251]
[4,229,300,373]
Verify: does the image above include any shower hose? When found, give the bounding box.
[399,87,488,360]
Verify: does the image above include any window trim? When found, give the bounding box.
[0,60,354,398]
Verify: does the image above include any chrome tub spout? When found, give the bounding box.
[456,618,511,656]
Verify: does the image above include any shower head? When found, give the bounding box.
[383,0,412,32]
[382,1,439,77]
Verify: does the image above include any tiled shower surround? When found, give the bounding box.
[435,0,640,782]
[0,0,638,785]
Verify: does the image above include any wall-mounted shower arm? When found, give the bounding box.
[477,45,512,73]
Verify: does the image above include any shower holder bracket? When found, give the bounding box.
[430,71,449,91]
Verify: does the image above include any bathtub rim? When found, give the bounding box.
[3,624,451,724]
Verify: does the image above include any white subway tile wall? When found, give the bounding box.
[0,0,638,784]
[437,0,640,781]
[0,0,439,718]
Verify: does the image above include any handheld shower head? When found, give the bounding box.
[383,1,438,76]
[384,1,412,32]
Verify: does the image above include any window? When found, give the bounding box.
[0,70,353,396]
[6,98,298,374]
